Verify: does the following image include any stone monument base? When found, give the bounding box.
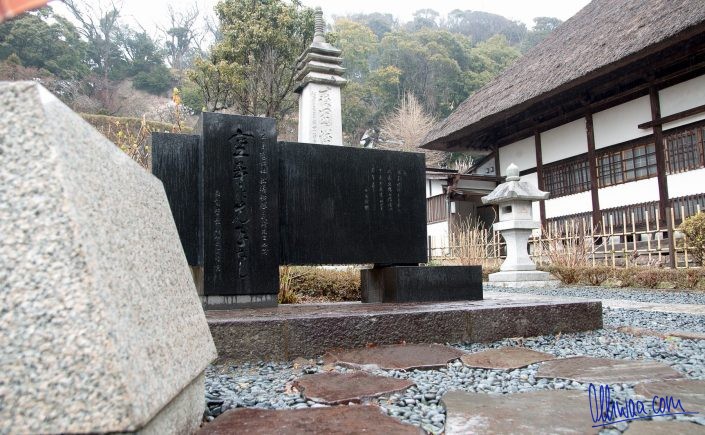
[361,266,483,303]
[488,271,561,289]
[138,372,205,435]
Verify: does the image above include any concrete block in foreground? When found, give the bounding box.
[0,82,217,434]
[207,296,602,363]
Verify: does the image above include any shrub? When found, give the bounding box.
[580,266,613,286]
[546,265,581,285]
[680,212,705,266]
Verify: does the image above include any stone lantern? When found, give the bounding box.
[481,163,558,287]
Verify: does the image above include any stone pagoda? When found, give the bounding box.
[482,164,559,287]
[295,7,346,145]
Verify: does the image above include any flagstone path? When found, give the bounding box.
[196,406,422,434]
[460,347,556,370]
[203,338,704,433]
[324,343,465,370]
[442,390,597,434]
[536,356,684,384]
[634,379,705,411]
[623,420,705,434]
[293,372,415,405]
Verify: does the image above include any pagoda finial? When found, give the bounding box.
[313,7,325,43]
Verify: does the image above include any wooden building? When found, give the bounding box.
[422,0,705,237]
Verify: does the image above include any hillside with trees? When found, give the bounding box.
[0,0,562,160]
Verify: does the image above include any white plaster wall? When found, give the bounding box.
[498,136,535,175]
[598,178,659,209]
[456,179,496,191]
[427,222,448,238]
[593,96,653,149]
[667,168,705,198]
[544,191,592,219]
[540,118,588,164]
[297,83,343,145]
[660,74,705,130]
[473,157,496,177]
[428,179,446,197]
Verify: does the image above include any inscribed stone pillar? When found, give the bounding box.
[295,7,347,145]
[0,82,217,434]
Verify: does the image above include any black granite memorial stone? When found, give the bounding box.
[153,112,482,307]
[279,142,427,265]
[360,266,483,303]
[152,132,202,266]
[199,112,280,296]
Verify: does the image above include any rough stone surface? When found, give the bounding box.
[324,344,465,370]
[197,406,422,435]
[536,356,683,384]
[460,347,556,369]
[207,297,602,362]
[442,390,598,434]
[0,82,216,434]
[293,372,415,404]
[624,420,705,434]
[140,372,206,435]
[634,379,705,412]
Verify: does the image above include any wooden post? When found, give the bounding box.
[534,132,547,226]
[649,87,670,223]
[667,207,676,268]
[585,113,601,225]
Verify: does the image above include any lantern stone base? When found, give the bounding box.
[488,271,561,288]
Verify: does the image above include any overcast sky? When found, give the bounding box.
[52,0,592,38]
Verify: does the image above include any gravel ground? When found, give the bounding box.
[205,330,705,433]
[205,288,705,434]
[486,284,705,305]
[604,307,705,333]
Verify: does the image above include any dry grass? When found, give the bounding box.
[278,266,361,304]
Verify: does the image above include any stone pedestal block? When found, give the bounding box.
[488,271,560,288]
[0,82,217,434]
[361,266,483,303]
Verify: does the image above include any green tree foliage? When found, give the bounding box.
[0,7,87,79]
[328,19,378,81]
[120,28,172,94]
[444,10,527,45]
[345,12,397,39]
[521,17,563,52]
[189,0,314,117]
[406,9,439,32]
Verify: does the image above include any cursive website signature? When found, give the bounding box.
[588,383,700,428]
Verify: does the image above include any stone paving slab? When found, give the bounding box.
[615,326,705,341]
[293,372,415,404]
[196,405,422,435]
[634,379,705,412]
[536,356,684,384]
[461,347,556,370]
[207,298,602,363]
[442,390,598,434]
[486,291,705,316]
[624,420,705,434]
[324,344,465,370]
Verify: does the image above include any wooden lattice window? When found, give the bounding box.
[543,157,591,198]
[597,142,656,187]
[665,126,705,174]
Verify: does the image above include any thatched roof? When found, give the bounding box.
[422,0,705,150]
